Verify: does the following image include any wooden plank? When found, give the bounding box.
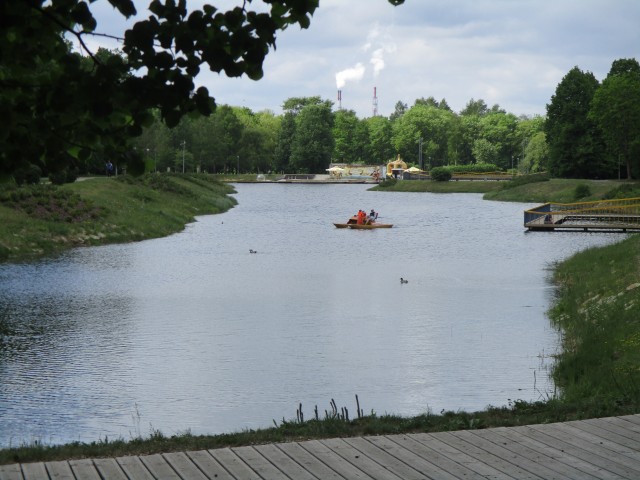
[618,414,640,427]
[253,443,317,480]
[92,458,128,480]
[186,450,235,480]
[69,459,101,480]
[490,427,614,480]
[348,436,456,480]
[598,417,640,436]
[276,441,345,479]
[538,423,640,468]
[363,435,464,480]
[208,447,260,480]
[521,425,640,479]
[163,452,209,480]
[457,430,560,479]
[0,463,23,480]
[44,461,75,480]
[571,420,640,451]
[231,445,291,480]
[409,433,513,479]
[116,456,155,480]
[320,438,404,480]
[139,453,181,480]
[20,462,49,480]
[299,439,375,479]
[385,434,490,480]
[435,431,542,479]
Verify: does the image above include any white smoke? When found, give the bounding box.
[335,63,366,89]
[335,24,396,89]
[370,48,386,77]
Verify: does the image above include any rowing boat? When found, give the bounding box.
[334,216,392,229]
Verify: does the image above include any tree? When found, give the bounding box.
[477,112,519,170]
[545,67,609,178]
[460,98,489,117]
[273,112,296,173]
[1,0,403,179]
[391,104,456,167]
[366,116,395,164]
[520,131,548,174]
[389,101,408,122]
[290,102,334,173]
[333,110,360,163]
[590,59,640,179]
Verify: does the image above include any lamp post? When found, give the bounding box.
[418,137,423,170]
[181,140,186,173]
[237,155,239,174]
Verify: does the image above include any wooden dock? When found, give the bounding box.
[2,415,640,479]
[524,198,640,232]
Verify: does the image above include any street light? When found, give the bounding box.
[181,140,186,173]
[237,155,239,174]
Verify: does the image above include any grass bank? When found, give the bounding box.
[373,174,640,203]
[0,174,237,263]
[1,174,640,465]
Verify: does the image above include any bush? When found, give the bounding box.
[49,168,79,185]
[574,183,592,200]
[13,164,42,185]
[447,163,500,174]
[430,167,452,182]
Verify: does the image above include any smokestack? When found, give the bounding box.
[372,86,378,117]
[337,90,342,110]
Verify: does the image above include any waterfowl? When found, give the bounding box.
[400,278,408,284]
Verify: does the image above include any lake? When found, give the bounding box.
[0,183,624,448]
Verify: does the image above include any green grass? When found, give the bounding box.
[372,175,639,203]
[0,174,237,262]
[549,234,640,404]
[371,178,503,194]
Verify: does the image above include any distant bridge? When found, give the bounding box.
[524,197,640,232]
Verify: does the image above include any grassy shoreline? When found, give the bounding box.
[1,174,639,464]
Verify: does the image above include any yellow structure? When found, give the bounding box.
[386,154,408,178]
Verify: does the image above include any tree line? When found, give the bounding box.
[129,57,640,180]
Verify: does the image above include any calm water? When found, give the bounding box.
[0,183,623,447]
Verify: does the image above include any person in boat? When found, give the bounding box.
[369,209,377,222]
[357,209,366,225]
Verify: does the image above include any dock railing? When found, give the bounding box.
[524,197,640,231]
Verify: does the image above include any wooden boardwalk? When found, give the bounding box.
[2,415,640,479]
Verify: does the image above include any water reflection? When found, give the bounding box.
[0,184,624,447]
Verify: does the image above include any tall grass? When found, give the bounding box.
[549,234,640,405]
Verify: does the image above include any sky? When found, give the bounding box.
[85,0,640,119]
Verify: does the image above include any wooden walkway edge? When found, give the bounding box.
[2,415,640,479]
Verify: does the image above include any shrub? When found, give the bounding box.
[574,183,591,200]
[49,168,79,185]
[13,164,42,185]
[447,163,500,174]
[430,167,452,182]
